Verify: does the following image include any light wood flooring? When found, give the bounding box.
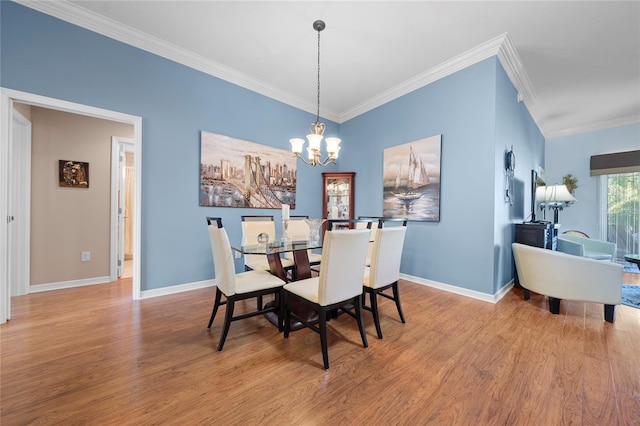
[1,274,639,425]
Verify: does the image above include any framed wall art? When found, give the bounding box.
[200,131,297,208]
[59,160,89,188]
[383,134,442,221]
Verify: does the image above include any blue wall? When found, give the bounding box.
[2,2,545,295]
[545,123,639,238]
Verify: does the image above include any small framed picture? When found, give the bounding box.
[59,160,89,188]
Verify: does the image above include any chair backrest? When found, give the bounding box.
[328,218,372,231]
[241,215,276,243]
[206,217,236,296]
[317,228,370,306]
[368,225,407,289]
[288,216,310,240]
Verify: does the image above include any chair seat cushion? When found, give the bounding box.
[284,251,322,265]
[246,256,295,271]
[284,277,320,304]
[233,269,285,295]
[584,251,612,261]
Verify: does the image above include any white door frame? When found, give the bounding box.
[0,88,143,323]
[9,110,31,297]
[111,137,134,280]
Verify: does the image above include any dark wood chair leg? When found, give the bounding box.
[284,293,292,338]
[369,290,383,339]
[549,297,561,314]
[277,289,284,332]
[257,295,263,310]
[207,288,223,329]
[217,297,235,351]
[392,282,406,323]
[523,289,531,300]
[604,304,615,323]
[355,296,369,348]
[319,308,329,370]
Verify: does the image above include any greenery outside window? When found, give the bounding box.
[600,172,640,263]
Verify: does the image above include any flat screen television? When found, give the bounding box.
[529,169,547,223]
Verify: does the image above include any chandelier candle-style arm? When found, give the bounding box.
[289,19,342,167]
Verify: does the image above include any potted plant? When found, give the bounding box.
[563,174,578,195]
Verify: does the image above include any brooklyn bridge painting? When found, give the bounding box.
[200,131,297,208]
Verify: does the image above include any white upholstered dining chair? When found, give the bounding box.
[240,215,294,272]
[206,217,286,351]
[362,219,408,339]
[284,216,323,269]
[283,227,371,369]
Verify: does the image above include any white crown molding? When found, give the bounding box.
[15,0,336,121]
[545,115,640,139]
[340,33,508,123]
[15,0,547,131]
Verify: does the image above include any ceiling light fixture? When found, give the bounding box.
[290,20,341,167]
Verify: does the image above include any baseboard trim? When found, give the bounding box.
[400,273,514,304]
[140,279,216,300]
[30,276,111,293]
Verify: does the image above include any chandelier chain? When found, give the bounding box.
[316,29,321,124]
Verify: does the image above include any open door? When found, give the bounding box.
[112,137,134,279]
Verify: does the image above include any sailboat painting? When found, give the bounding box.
[383,135,441,221]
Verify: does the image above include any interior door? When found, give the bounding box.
[9,109,31,297]
[116,141,134,278]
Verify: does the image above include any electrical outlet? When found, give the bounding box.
[81,251,90,262]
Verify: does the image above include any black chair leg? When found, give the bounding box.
[319,308,329,369]
[355,296,368,349]
[207,288,223,328]
[217,297,235,351]
[369,290,383,339]
[277,289,284,332]
[284,294,291,338]
[604,304,615,323]
[549,297,561,314]
[392,282,406,323]
[257,295,263,310]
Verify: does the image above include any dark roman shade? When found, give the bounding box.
[590,150,640,176]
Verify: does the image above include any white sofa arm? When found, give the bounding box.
[512,243,622,306]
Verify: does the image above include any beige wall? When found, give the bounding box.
[13,102,31,120]
[30,107,133,285]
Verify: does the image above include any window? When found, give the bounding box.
[600,172,640,262]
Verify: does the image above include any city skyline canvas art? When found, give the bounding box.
[200,131,297,208]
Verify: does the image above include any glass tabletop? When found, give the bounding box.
[231,237,323,255]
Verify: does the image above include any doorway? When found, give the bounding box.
[0,88,143,323]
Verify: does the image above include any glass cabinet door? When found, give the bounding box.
[322,172,355,220]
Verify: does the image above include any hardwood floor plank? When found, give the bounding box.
[2,278,640,424]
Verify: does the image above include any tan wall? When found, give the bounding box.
[13,102,32,120]
[30,107,133,285]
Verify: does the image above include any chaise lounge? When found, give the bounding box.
[512,242,623,322]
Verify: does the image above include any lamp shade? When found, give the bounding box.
[547,184,576,203]
[536,185,576,204]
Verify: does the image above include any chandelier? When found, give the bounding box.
[290,20,341,167]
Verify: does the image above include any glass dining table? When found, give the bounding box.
[230,237,323,282]
[230,237,323,330]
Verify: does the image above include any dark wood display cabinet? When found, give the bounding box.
[322,172,355,222]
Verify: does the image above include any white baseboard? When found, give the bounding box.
[30,276,111,293]
[400,273,514,304]
[28,274,514,306]
[139,279,216,300]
